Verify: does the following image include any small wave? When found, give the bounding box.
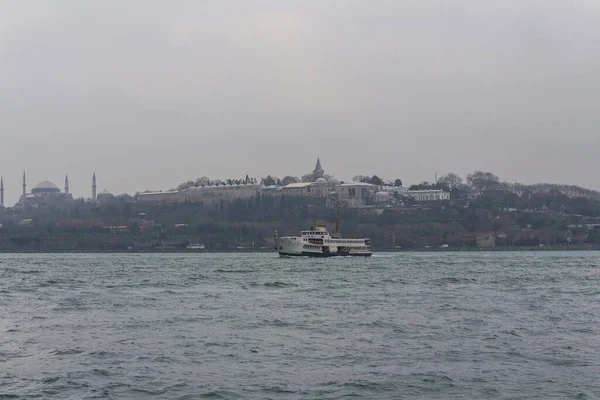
[199,391,241,399]
[342,380,395,392]
[262,386,296,394]
[262,281,298,288]
[214,269,252,274]
[573,328,595,334]
[87,350,119,358]
[19,270,42,275]
[204,342,231,348]
[153,356,178,363]
[434,277,477,285]
[410,373,455,385]
[52,349,84,356]
[52,303,89,312]
[263,318,290,326]
[381,278,407,284]
[357,320,392,328]
[129,388,167,396]
[92,369,111,377]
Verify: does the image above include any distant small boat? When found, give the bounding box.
[186,244,206,250]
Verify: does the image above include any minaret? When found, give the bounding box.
[1,175,4,207]
[92,171,97,201]
[22,170,26,199]
[65,174,69,195]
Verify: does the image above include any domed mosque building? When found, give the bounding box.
[97,189,115,204]
[17,172,73,207]
[31,180,62,196]
[13,171,101,207]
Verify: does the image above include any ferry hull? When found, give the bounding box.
[279,251,372,257]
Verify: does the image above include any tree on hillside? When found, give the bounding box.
[437,173,463,189]
[177,180,195,190]
[282,176,300,186]
[262,175,277,186]
[353,175,383,185]
[370,175,383,186]
[409,182,437,191]
[467,171,500,194]
[394,178,403,187]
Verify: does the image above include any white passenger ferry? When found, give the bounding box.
[274,224,372,257]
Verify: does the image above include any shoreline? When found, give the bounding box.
[0,246,599,254]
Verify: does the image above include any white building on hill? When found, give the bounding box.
[406,189,450,201]
[135,183,261,205]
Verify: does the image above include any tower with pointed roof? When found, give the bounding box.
[65,174,69,195]
[22,171,26,199]
[313,157,324,181]
[1,175,4,207]
[92,172,97,201]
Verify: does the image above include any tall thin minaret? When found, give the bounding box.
[92,171,97,201]
[22,170,26,199]
[1,175,4,207]
[65,174,69,195]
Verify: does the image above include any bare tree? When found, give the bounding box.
[466,171,500,194]
[437,173,463,189]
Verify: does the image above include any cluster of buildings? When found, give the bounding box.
[0,172,115,209]
[0,159,450,211]
[135,159,450,209]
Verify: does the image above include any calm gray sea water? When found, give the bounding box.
[1,252,599,399]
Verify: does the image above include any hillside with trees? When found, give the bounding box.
[2,169,600,251]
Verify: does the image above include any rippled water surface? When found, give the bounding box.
[1,252,599,399]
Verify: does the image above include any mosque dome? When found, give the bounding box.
[31,181,61,195]
[97,189,114,198]
[316,177,327,184]
[374,191,391,203]
[328,177,340,184]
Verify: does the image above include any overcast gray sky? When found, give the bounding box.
[1,0,599,204]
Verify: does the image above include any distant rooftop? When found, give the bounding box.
[283,182,312,189]
[341,182,377,187]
